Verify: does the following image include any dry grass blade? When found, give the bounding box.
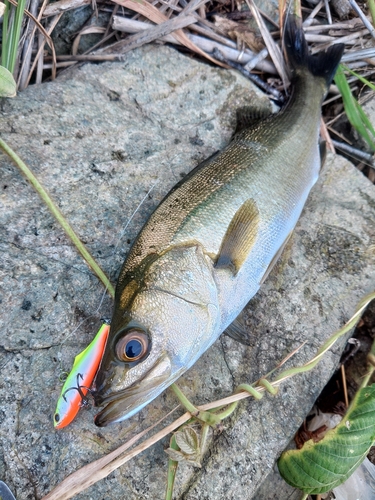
[109,0,225,67]
[176,18,237,48]
[51,54,125,61]
[303,0,324,26]
[343,48,375,62]
[5,0,58,83]
[43,0,91,18]
[17,0,50,88]
[24,12,62,87]
[111,16,277,72]
[304,21,361,32]
[324,0,332,24]
[348,0,375,40]
[72,26,106,55]
[311,28,368,54]
[320,117,335,153]
[104,14,197,54]
[244,0,290,87]
[41,412,190,500]
[112,15,178,43]
[181,0,211,15]
[187,34,276,72]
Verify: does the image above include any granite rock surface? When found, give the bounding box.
[0,44,374,500]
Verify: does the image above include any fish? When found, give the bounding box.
[92,15,344,427]
[54,321,110,429]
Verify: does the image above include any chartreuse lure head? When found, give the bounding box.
[54,322,110,429]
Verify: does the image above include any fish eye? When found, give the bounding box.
[115,330,149,363]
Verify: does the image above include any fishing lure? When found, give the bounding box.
[54,321,110,429]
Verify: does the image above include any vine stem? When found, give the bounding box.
[0,136,115,297]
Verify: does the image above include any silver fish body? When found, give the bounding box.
[93,16,344,426]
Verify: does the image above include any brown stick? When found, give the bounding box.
[43,0,91,17]
[104,14,197,54]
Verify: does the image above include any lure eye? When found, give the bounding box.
[115,330,149,362]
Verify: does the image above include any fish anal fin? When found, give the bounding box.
[224,312,252,346]
[260,230,293,285]
[235,106,272,134]
[215,199,259,275]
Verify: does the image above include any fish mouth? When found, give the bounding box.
[94,354,173,427]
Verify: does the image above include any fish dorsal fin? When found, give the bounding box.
[319,140,327,170]
[215,199,260,275]
[235,106,272,133]
[224,311,252,345]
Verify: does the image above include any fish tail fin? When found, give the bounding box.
[284,14,344,88]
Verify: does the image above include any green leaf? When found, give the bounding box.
[278,384,375,495]
[345,65,375,93]
[0,65,16,97]
[185,455,201,468]
[165,448,186,462]
[334,65,375,151]
[174,427,199,456]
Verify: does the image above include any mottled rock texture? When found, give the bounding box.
[0,44,374,500]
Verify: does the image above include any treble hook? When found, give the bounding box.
[62,373,93,409]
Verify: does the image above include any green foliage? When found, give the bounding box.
[334,64,375,151]
[278,384,375,495]
[1,0,27,75]
[0,64,16,96]
[165,427,201,467]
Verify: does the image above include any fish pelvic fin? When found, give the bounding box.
[225,311,252,346]
[284,14,344,88]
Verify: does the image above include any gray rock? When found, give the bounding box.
[0,44,374,500]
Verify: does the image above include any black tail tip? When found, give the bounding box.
[284,14,344,87]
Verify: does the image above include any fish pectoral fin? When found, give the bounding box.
[215,199,259,275]
[224,312,252,346]
[260,230,294,285]
[319,140,327,170]
[235,106,272,134]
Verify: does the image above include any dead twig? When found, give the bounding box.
[108,0,225,67]
[332,139,375,169]
[103,13,197,54]
[18,0,39,89]
[23,12,62,88]
[245,0,290,88]
[43,0,91,18]
[348,0,375,40]
[324,0,332,24]
[212,48,284,102]
[320,117,336,153]
[311,28,369,53]
[111,16,277,73]
[303,0,324,26]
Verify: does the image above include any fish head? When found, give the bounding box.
[93,245,220,426]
